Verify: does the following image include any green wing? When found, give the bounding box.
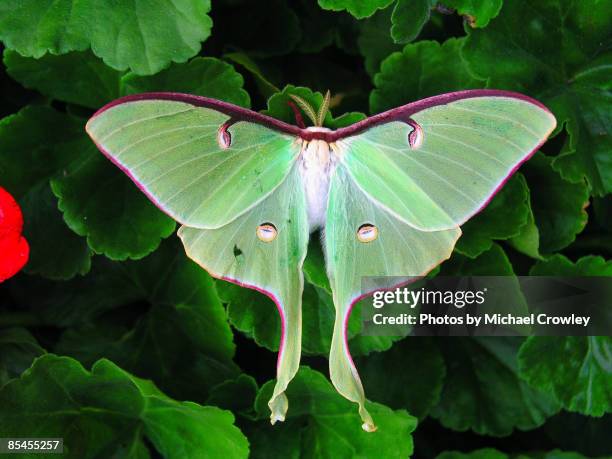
[86,98,301,229]
[178,166,309,423]
[324,166,461,431]
[341,96,556,231]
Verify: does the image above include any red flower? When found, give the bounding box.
[0,187,29,282]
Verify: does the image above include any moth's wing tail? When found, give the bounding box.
[323,165,460,431]
[179,166,309,422]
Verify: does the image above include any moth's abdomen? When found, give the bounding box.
[299,138,335,231]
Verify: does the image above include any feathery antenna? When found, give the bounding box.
[288,91,331,127]
[288,94,318,127]
[316,90,331,127]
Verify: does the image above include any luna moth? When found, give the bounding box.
[86,89,556,431]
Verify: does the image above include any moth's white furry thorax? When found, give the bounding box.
[299,130,339,231]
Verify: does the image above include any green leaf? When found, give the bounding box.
[0,106,92,279]
[206,374,259,417]
[519,336,612,417]
[300,282,342,354]
[0,327,45,387]
[456,173,530,258]
[370,38,482,113]
[442,243,514,276]
[328,111,369,128]
[390,0,432,44]
[4,49,122,109]
[0,355,249,458]
[303,239,331,293]
[0,0,213,75]
[357,337,446,419]
[50,150,176,261]
[357,6,402,76]
[55,240,239,402]
[318,0,395,19]
[4,52,250,111]
[249,367,416,458]
[432,337,561,436]
[0,1,89,56]
[530,254,612,276]
[122,57,251,108]
[509,153,589,257]
[220,280,279,352]
[441,0,503,28]
[264,85,366,128]
[519,255,612,416]
[244,421,300,459]
[462,0,612,195]
[22,185,93,279]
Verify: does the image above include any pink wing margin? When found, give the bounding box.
[88,89,554,143]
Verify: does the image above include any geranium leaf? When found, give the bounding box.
[520,336,612,417]
[3,49,122,109]
[54,240,239,402]
[390,0,432,44]
[441,0,503,28]
[509,153,589,257]
[519,255,612,416]
[456,173,530,258]
[432,336,561,436]
[357,5,402,76]
[206,374,259,417]
[370,38,482,113]
[50,151,176,261]
[0,355,249,458]
[0,0,213,75]
[357,337,446,419]
[462,0,612,195]
[0,1,89,57]
[122,57,251,108]
[249,367,416,458]
[0,327,45,387]
[318,0,395,19]
[442,243,513,276]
